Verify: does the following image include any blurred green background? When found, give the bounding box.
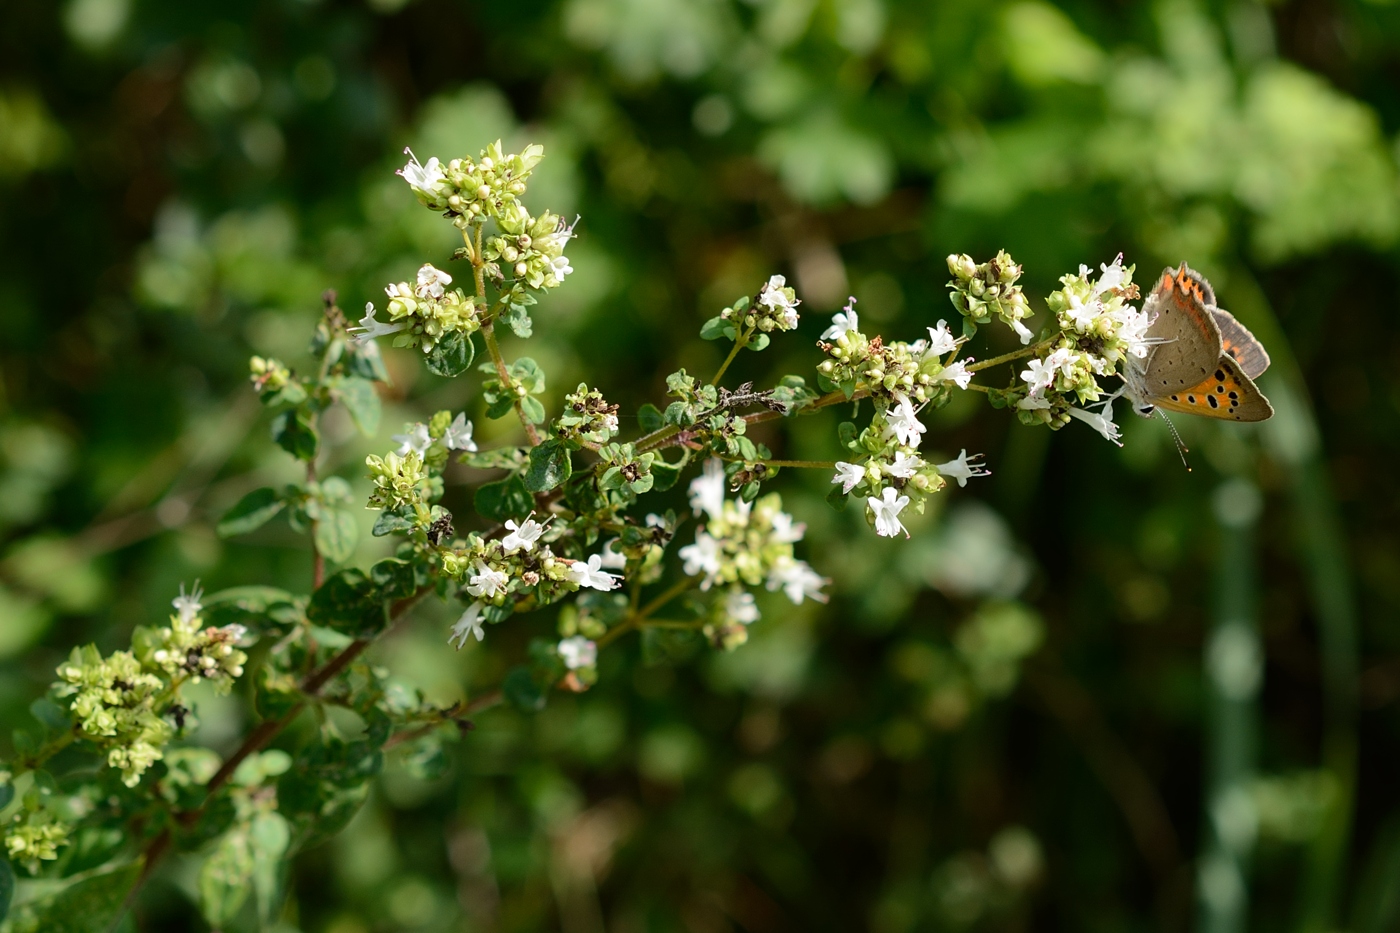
[2,0,1398,929]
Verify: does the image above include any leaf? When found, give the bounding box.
[699,316,728,340]
[369,558,417,602]
[1,857,12,925]
[198,829,253,928]
[271,409,319,462]
[510,357,546,393]
[345,339,390,383]
[249,812,290,926]
[371,506,417,537]
[2,861,139,933]
[524,440,572,493]
[201,586,301,631]
[520,395,546,425]
[504,304,533,338]
[306,569,386,638]
[637,403,664,434]
[28,697,68,732]
[0,779,12,810]
[826,485,850,512]
[313,505,359,564]
[745,332,771,352]
[474,475,533,523]
[217,487,285,538]
[424,331,475,377]
[329,375,381,436]
[503,666,546,713]
[650,459,682,492]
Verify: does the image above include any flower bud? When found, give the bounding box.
[514,262,528,277]
[477,185,491,200]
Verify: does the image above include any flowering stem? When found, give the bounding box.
[755,459,838,469]
[710,326,751,386]
[466,222,542,446]
[966,338,1057,374]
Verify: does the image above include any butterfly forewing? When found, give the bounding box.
[1141,265,1224,391]
[1150,355,1274,422]
[1209,307,1271,379]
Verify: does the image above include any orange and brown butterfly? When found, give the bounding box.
[1124,264,1273,422]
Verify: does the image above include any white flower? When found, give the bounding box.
[758,274,799,312]
[821,297,860,340]
[466,560,508,599]
[770,511,806,544]
[392,422,433,457]
[887,451,923,479]
[832,461,865,494]
[926,320,958,356]
[558,635,597,670]
[399,151,445,192]
[415,263,452,300]
[935,449,991,487]
[548,255,573,280]
[385,282,413,300]
[501,513,547,553]
[765,558,829,604]
[688,458,727,519]
[1017,392,1052,411]
[1068,394,1123,446]
[885,395,926,448]
[679,531,722,584]
[1115,306,1156,359]
[938,360,974,390]
[569,554,622,591]
[172,582,203,624]
[867,487,911,539]
[1020,348,1072,394]
[443,413,477,452]
[1010,318,1033,345]
[598,539,628,569]
[348,302,405,345]
[1098,253,1127,292]
[724,589,760,625]
[449,602,486,648]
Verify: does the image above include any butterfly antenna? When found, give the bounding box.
[1155,409,1192,471]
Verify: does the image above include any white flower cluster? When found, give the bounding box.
[392,412,478,457]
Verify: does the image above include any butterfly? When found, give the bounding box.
[1124,264,1273,422]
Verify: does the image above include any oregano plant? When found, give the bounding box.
[0,139,1194,929]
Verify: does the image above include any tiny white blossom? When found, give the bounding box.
[348,302,405,345]
[885,395,926,448]
[724,589,760,625]
[938,360,974,390]
[393,422,433,457]
[1010,318,1033,345]
[449,602,486,648]
[466,560,508,599]
[868,487,911,539]
[833,461,865,494]
[758,274,799,312]
[1068,394,1123,446]
[821,297,860,340]
[399,151,445,192]
[558,635,597,670]
[548,255,573,280]
[887,451,923,479]
[1021,348,1072,394]
[501,514,547,553]
[935,449,991,487]
[770,511,806,544]
[926,320,958,356]
[385,282,413,300]
[1098,253,1127,292]
[570,553,622,591]
[679,531,722,585]
[688,458,727,520]
[598,538,628,570]
[415,263,452,300]
[1116,306,1157,359]
[172,582,203,624]
[1017,392,1052,410]
[443,413,477,452]
[765,558,829,604]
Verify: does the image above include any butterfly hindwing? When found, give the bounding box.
[1209,307,1271,379]
[1149,354,1274,422]
[1141,265,1223,391]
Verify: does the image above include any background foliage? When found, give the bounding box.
[2,0,1398,930]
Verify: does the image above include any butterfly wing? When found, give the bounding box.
[1149,354,1274,422]
[1141,265,1224,392]
[1209,307,1271,379]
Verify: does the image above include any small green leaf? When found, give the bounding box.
[217,487,285,538]
[510,357,546,393]
[329,375,381,436]
[199,829,254,928]
[371,506,417,537]
[474,475,533,523]
[313,506,359,564]
[0,779,13,810]
[826,485,850,512]
[307,569,386,637]
[345,339,391,383]
[520,395,546,425]
[699,316,728,340]
[637,403,664,434]
[3,861,139,933]
[503,666,546,713]
[271,409,319,461]
[28,697,69,732]
[424,331,474,377]
[745,332,771,352]
[650,459,682,492]
[525,440,573,493]
[249,812,291,926]
[202,586,301,631]
[370,558,417,602]
[504,305,533,338]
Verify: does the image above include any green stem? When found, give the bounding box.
[710,326,752,386]
[966,337,1056,373]
[466,225,542,447]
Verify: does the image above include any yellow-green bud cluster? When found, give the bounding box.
[142,613,248,694]
[721,275,802,334]
[54,647,171,787]
[681,493,803,591]
[400,140,545,230]
[1045,259,1143,369]
[946,250,1032,336]
[482,205,573,290]
[817,333,953,404]
[365,451,429,516]
[383,273,481,354]
[4,806,70,873]
[248,356,291,393]
[556,383,620,446]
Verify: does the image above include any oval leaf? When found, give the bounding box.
[217,487,286,538]
[424,331,474,377]
[313,506,359,564]
[525,440,572,493]
[473,475,533,523]
[329,375,381,436]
